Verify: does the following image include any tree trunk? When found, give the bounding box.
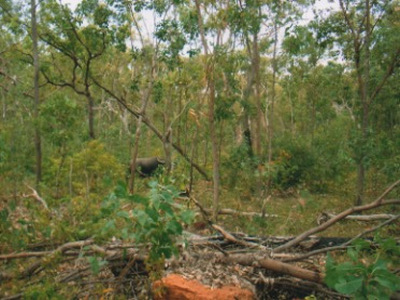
[253,21,262,157]
[268,19,278,166]
[87,94,95,139]
[31,0,42,190]
[129,62,155,194]
[195,0,220,221]
[355,0,371,206]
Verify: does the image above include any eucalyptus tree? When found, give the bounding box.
[320,0,400,204]
[1,0,45,192]
[31,0,42,189]
[39,0,129,140]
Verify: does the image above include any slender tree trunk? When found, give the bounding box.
[162,91,173,173]
[129,62,155,194]
[209,70,220,222]
[129,100,151,195]
[129,115,144,194]
[87,94,95,139]
[253,32,262,157]
[356,0,371,206]
[31,0,42,190]
[268,19,278,165]
[195,0,220,221]
[242,36,256,158]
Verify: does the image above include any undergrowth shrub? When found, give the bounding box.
[325,236,400,299]
[44,140,124,197]
[222,143,258,197]
[95,181,194,276]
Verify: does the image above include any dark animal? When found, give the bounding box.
[130,157,165,177]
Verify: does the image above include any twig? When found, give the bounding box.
[283,214,400,262]
[0,239,94,260]
[23,184,49,211]
[212,224,265,250]
[274,180,400,253]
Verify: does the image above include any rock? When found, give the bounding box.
[153,274,254,300]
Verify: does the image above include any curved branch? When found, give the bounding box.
[274,180,400,253]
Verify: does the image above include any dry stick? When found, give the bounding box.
[211,224,265,250]
[283,214,400,263]
[326,212,396,221]
[204,208,278,218]
[274,179,400,253]
[0,239,94,260]
[222,253,324,284]
[23,184,49,211]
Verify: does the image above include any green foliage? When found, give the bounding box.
[99,181,194,265]
[271,137,316,190]
[87,256,108,275]
[133,181,194,262]
[222,143,257,193]
[40,95,81,148]
[45,140,124,196]
[325,238,400,299]
[24,280,64,300]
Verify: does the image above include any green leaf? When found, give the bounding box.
[114,182,127,198]
[128,194,148,204]
[145,207,159,222]
[87,257,108,275]
[159,202,174,216]
[134,210,149,226]
[347,247,358,262]
[373,270,400,291]
[180,210,195,224]
[167,219,182,235]
[101,220,116,234]
[334,277,363,295]
[116,211,130,220]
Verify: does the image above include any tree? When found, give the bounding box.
[335,0,400,204]
[39,0,124,140]
[194,0,220,220]
[31,0,42,190]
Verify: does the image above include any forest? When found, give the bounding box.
[0,0,399,299]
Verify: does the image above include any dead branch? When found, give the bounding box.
[283,214,400,263]
[274,180,400,253]
[205,208,278,218]
[220,253,324,283]
[22,185,49,211]
[0,239,94,260]
[326,212,397,221]
[211,224,267,250]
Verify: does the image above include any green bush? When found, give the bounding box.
[100,181,194,265]
[325,237,400,299]
[44,140,124,197]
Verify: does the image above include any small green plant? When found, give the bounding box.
[325,237,400,300]
[131,181,194,262]
[99,181,194,272]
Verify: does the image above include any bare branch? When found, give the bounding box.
[274,180,400,253]
[23,184,49,211]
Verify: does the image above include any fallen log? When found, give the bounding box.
[220,253,324,283]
